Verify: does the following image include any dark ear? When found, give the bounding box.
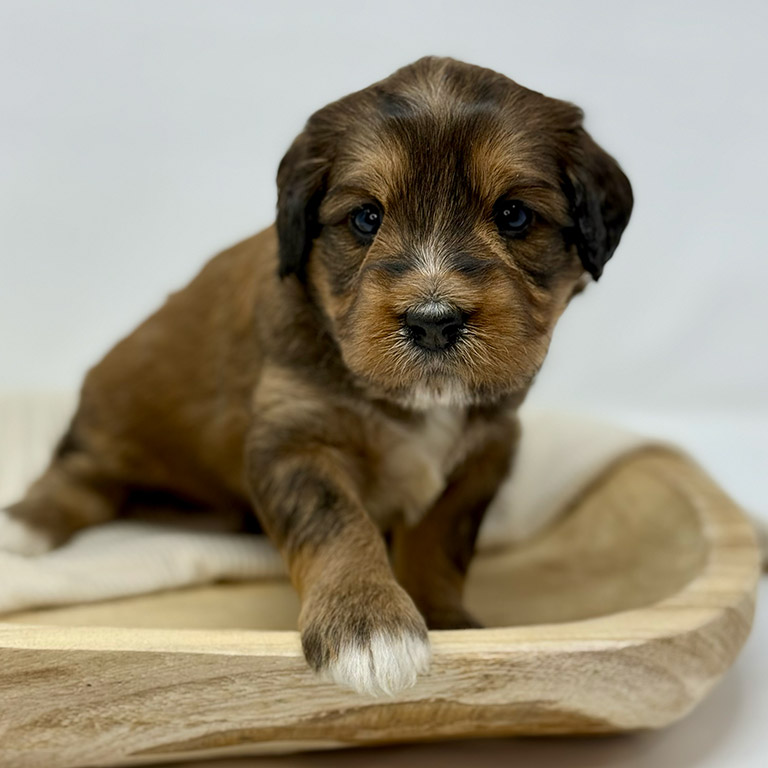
[562,127,633,280]
[276,131,328,280]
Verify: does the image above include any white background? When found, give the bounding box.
[0,1,766,766]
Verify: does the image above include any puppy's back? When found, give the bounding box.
[65,226,279,506]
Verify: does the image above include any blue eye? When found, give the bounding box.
[350,204,382,240]
[495,200,532,237]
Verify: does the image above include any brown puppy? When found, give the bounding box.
[0,57,632,695]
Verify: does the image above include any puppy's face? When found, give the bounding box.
[277,58,633,407]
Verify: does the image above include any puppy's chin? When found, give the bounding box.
[392,374,535,412]
[370,375,532,412]
[358,367,533,412]
[396,381,475,411]
[342,350,533,413]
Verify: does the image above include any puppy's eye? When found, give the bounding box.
[495,200,532,237]
[350,204,382,241]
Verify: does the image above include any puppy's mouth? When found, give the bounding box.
[357,331,534,410]
[385,318,476,409]
[342,302,539,409]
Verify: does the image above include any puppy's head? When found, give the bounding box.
[276,57,632,408]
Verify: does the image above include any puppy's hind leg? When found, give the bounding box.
[0,439,124,556]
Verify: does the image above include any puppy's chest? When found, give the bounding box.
[364,407,471,527]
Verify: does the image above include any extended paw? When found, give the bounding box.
[300,580,431,696]
[0,508,56,556]
[321,629,431,697]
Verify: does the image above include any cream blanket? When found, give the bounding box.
[0,392,673,614]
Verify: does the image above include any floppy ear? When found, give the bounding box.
[276,132,329,280]
[561,127,633,280]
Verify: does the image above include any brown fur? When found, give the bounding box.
[4,57,632,693]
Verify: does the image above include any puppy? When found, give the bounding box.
[0,57,632,695]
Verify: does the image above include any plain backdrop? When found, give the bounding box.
[0,2,766,766]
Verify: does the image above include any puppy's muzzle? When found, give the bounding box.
[404,305,464,351]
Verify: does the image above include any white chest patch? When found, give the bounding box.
[371,406,468,527]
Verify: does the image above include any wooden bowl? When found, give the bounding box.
[0,449,760,768]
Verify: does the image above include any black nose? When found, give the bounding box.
[404,306,464,351]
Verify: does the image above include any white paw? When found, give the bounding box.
[325,630,431,697]
[0,509,54,556]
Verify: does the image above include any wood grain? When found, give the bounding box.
[0,449,760,768]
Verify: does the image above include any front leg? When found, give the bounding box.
[247,431,430,696]
[393,419,517,629]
